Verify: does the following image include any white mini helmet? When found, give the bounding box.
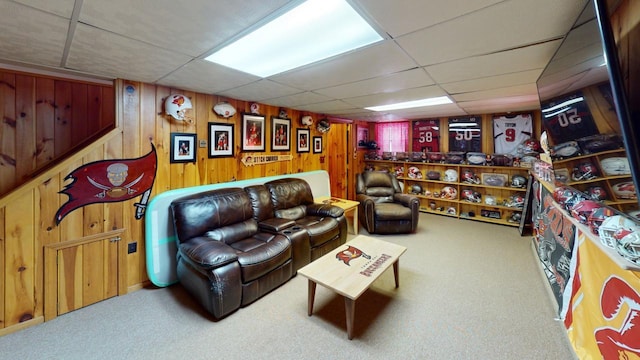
[444,169,458,182]
[408,166,422,179]
[165,94,192,120]
[617,231,640,264]
[213,102,236,118]
[600,157,630,176]
[301,115,313,126]
[440,186,457,200]
[598,215,639,248]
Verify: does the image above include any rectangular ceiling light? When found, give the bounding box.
[204,0,383,77]
[365,96,453,112]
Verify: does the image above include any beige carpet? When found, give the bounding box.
[0,213,577,360]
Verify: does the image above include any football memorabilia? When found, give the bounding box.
[213,102,236,118]
[600,157,631,176]
[408,166,422,179]
[444,169,458,182]
[412,120,440,152]
[448,116,481,152]
[612,181,636,199]
[466,152,486,165]
[541,91,599,144]
[551,141,581,159]
[493,113,533,155]
[165,94,192,121]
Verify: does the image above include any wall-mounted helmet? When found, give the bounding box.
[165,94,192,120]
[301,115,313,126]
[317,119,331,133]
[213,101,236,118]
[585,186,608,201]
[612,181,636,199]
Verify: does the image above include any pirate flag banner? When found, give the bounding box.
[55,144,158,224]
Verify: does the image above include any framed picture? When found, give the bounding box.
[170,133,197,163]
[313,136,322,154]
[297,129,310,153]
[356,125,369,149]
[481,173,508,187]
[241,113,265,151]
[208,122,234,158]
[271,117,291,151]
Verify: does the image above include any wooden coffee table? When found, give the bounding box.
[297,235,407,339]
[314,196,360,235]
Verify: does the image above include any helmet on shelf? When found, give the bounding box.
[521,138,542,154]
[461,189,482,203]
[165,94,192,120]
[616,231,640,265]
[440,186,457,200]
[461,169,480,184]
[410,184,423,195]
[510,174,527,188]
[612,181,636,199]
[505,193,525,208]
[444,169,458,182]
[585,186,608,201]
[408,166,423,179]
[587,207,616,235]
[598,215,639,248]
[600,157,631,176]
[571,161,599,182]
[394,166,404,178]
[570,199,603,224]
[484,195,497,205]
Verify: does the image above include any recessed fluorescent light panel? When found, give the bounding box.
[204,0,383,77]
[365,96,453,112]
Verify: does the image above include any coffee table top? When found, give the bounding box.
[298,235,407,300]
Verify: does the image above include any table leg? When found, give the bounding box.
[393,260,400,288]
[344,297,355,340]
[353,207,359,235]
[307,280,317,316]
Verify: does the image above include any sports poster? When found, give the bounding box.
[564,231,640,360]
[493,113,533,154]
[448,116,481,152]
[412,119,439,152]
[541,91,599,144]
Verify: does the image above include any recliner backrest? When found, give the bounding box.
[356,171,401,202]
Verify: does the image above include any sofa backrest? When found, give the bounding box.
[244,184,274,222]
[265,178,314,220]
[170,187,256,245]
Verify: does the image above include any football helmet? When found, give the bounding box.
[461,189,481,203]
[505,194,525,208]
[612,181,636,199]
[444,169,458,182]
[521,138,542,154]
[570,199,603,224]
[213,102,236,118]
[571,161,599,181]
[617,231,640,265]
[510,175,527,188]
[587,207,615,235]
[598,215,639,248]
[484,195,497,205]
[440,186,457,200]
[394,166,404,178]
[600,157,631,176]
[585,186,608,201]
[301,115,313,126]
[165,94,192,120]
[408,166,423,179]
[426,171,441,180]
[317,119,331,133]
[410,184,423,195]
[461,169,480,184]
[446,207,457,215]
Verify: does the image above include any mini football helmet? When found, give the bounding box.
[461,169,480,184]
[461,189,482,203]
[165,94,192,120]
[440,186,457,200]
[317,119,331,133]
[587,207,615,235]
[598,215,639,248]
[444,169,458,182]
[447,207,457,215]
[570,199,603,224]
[510,174,527,188]
[585,186,608,201]
[410,184,423,195]
[521,138,542,154]
[571,161,599,181]
[301,115,313,126]
[408,166,423,179]
[505,193,525,208]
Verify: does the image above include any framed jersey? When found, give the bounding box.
[493,113,533,155]
[448,116,481,152]
[541,91,599,144]
[412,119,440,152]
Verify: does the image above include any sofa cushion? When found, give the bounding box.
[373,202,413,220]
[244,185,275,222]
[234,234,292,282]
[204,219,259,245]
[294,216,341,248]
[265,178,314,210]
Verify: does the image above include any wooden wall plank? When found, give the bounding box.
[0,207,4,328]
[15,75,36,182]
[0,72,17,195]
[57,246,82,315]
[82,241,104,307]
[35,77,55,168]
[53,81,72,158]
[71,83,89,141]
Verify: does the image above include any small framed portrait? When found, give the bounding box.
[271,117,291,151]
[356,125,369,149]
[170,133,197,163]
[208,122,234,158]
[297,129,310,153]
[313,136,323,154]
[242,113,265,152]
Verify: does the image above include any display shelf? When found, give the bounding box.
[365,159,530,227]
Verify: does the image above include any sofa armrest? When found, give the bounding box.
[306,203,344,217]
[394,193,420,208]
[259,217,296,232]
[179,237,238,270]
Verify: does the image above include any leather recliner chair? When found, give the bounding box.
[356,171,420,234]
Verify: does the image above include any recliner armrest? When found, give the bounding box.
[306,203,344,217]
[393,193,420,207]
[179,237,238,270]
[259,217,296,232]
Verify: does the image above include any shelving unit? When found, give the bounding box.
[364,159,529,227]
[551,149,637,213]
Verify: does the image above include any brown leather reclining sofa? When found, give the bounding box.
[170,178,347,319]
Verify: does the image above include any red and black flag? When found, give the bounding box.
[55,144,157,224]
[336,245,371,266]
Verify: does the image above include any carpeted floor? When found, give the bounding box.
[0,213,578,359]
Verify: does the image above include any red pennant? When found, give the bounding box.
[55,144,157,224]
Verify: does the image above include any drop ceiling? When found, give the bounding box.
[0,0,590,121]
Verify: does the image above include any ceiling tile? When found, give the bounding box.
[78,0,291,57]
[262,92,334,108]
[451,83,538,102]
[396,0,587,66]
[440,69,541,94]
[217,80,303,102]
[0,2,69,67]
[155,60,259,94]
[313,68,434,99]
[343,85,447,108]
[14,0,76,18]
